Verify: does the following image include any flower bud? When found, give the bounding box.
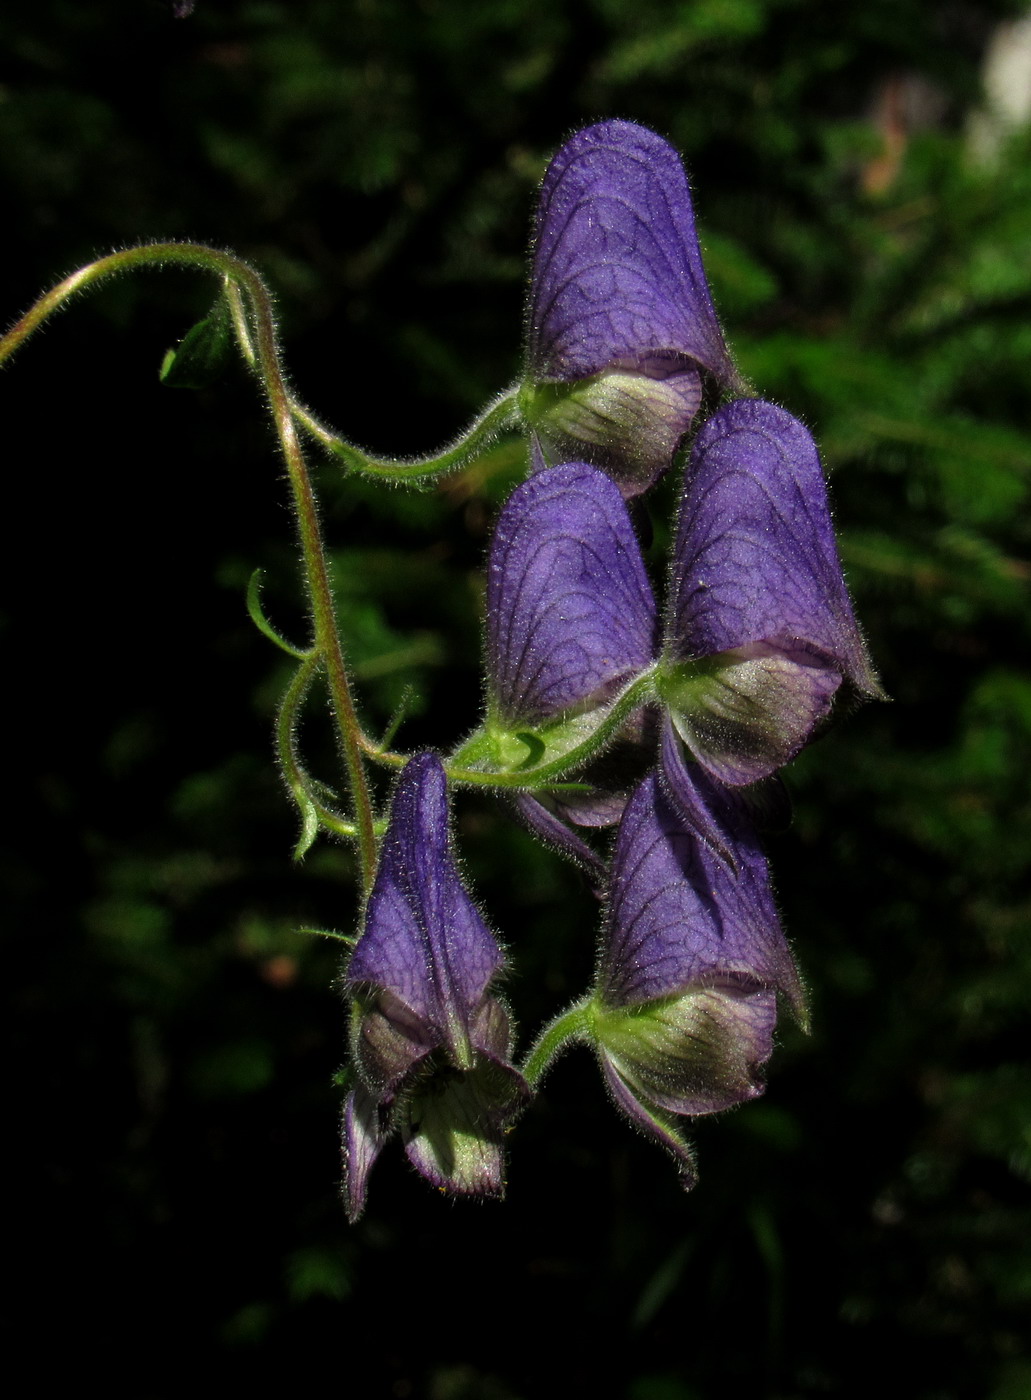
[342,753,529,1219]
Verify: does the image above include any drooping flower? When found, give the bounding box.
[464,399,878,837]
[658,397,883,787]
[522,119,740,497]
[587,768,804,1182]
[469,460,658,868]
[342,752,529,1220]
[487,461,658,729]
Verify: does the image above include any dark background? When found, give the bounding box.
[3,2,1030,1396]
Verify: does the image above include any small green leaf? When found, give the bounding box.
[160,296,234,389]
[247,570,310,659]
[379,685,414,752]
[297,926,358,946]
[292,791,320,861]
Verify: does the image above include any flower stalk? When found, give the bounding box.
[1,242,380,890]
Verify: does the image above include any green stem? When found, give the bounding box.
[277,653,362,851]
[223,276,258,369]
[522,998,593,1087]
[293,384,522,480]
[350,669,658,791]
[1,243,380,892]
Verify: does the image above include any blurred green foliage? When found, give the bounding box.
[3,1,1029,1396]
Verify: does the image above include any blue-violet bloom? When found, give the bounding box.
[487,461,658,730]
[523,119,740,497]
[342,752,529,1220]
[469,399,878,839]
[659,397,882,787]
[588,768,804,1183]
[472,460,659,868]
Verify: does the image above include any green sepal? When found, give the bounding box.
[656,652,739,713]
[521,369,700,492]
[656,647,838,784]
[160,294,235,389]
[454,709,616,779]
[449,668,658,789]
[591,984,772,1117]
[399,1055,519,1195]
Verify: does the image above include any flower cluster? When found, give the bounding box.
[342,119,877,1214]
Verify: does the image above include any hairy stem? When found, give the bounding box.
[2,243,380,890]
[294,384,522,480]
[522,998,593,1087]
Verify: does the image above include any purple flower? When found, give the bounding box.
[659,398,882,785]
[589,769,804,1183]
[478,461,658,867]
[342,752,529,1220]
[522,120,740,497]
[487,462,658,727]
[474,400,878,831]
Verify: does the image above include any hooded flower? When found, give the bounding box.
[659,397,882,786]
[462,399,878,842]
[487,461,658,729]
[588,768,804,1183]
[469,460,658,869]
[342,752,529,1220]
[523,119,740,497]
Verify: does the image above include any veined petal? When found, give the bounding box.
[526,366,702,498]
[487,464,657,725]
[509,791,609,880]
[402,999,529,1197]
[528,120,737,389]
[346,753,503,1065]
[350,986,436,1097]
[662,642,842,785]
[588,771,801,1184]
[596,771,803,1018]
[669,398,880,697]
[523,724,657,837]
[597,980,777,1116]
[598,1053,697,1188]
[341,1083,388,1224]
[657,712,740,871]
